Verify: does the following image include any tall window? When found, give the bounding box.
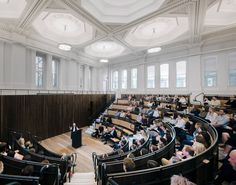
[112,71,118,89]
[131,68,137,89]
[160,64,169,88]
[229,54,236,86]
[35,53,45,87]
[204,58,217,87]
[121,70,127,89]
[52,57,59,88]
[176,61,186,87]
[147,65,155,88]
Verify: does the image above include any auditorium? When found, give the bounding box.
[0,0,236,184]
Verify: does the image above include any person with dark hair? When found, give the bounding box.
[147,160,159,168]
[140,148,149,156]
[21,165,34,176]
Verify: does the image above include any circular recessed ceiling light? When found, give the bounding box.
[147,47,161,53]
[58,44,71,51]
[99,59,109,63]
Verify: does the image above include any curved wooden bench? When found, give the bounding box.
[99,122,175,185]
[0,174,40,185]
[0,154,58,185]
[106,115,218,185]
[13,139,68,185]
[31,135,62,158]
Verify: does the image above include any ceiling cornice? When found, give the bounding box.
[111,0,193,34]
[17,0,54,31]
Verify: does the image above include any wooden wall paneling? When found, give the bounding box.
[0,94,115,140]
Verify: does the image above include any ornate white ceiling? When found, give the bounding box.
[85,41,125,58]
[125,16,189,47]
[32,11,94,45]
[81,0,166,24]
[0,0,27,18]
[205,0,236,26]
[0,0,235,61]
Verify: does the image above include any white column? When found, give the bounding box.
[45,54,52,89]
[84,65,90,90]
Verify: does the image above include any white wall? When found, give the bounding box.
[108,36,236,100]
[0,41,97,92]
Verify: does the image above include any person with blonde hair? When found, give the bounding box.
[0,161,4,173]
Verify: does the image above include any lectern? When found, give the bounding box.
[71,129,82,148]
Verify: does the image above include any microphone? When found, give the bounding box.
[193,92,204,101]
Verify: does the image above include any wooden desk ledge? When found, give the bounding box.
[122,129,133,135]
[110,138,120,143]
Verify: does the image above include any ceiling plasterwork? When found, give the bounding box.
[125,16,189,47]
[32,11,94,45]
[205,0,236,26]
[85,41,125,58]
[0,0,27,18]
[81,0,166,24]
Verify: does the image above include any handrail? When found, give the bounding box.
[0,89,115,95]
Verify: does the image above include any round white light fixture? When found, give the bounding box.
[58,44,71,51]
[147,47,161,53]
[99,59,109,63]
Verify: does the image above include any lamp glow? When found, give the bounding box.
[99,59,109,63]
[58,44,71,51]
[147,47,161,53]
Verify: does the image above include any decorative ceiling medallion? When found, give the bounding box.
[81,0,166,23]
[85,41,125,58]
[125,16,189,47]
[0,0,26,18]
[205,0,236,26]
[33,12,94,45]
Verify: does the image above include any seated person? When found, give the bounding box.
[0,161,4,173]
[171,175,196,185]
[147,160,159,168]
[123,157,135,172]
[103,126,118,144]
[140,148,149,156]
[18,137,25,148]
[21,165,34,176]
[214,149,236,184]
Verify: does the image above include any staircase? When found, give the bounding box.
[64,172,96,185]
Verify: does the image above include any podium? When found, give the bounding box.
[71,129,82,148]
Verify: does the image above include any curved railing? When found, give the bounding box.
[106,115,218,185]
[0,154,58,185]
[99,122,176,185]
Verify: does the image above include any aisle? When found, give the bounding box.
[40,127,112,173]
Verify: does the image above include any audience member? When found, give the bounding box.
[123,157,135,172]
[21,165,34,176]
[214,149,236,184]
[0,161,4,173]
[147,160,159,168]
[171,175,196,185]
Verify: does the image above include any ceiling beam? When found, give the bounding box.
[111,0,194,34]
[188,0,208,44]
[17,0,53,31]
[61,0,111,34]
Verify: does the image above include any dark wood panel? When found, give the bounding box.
[0,94,114,141]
